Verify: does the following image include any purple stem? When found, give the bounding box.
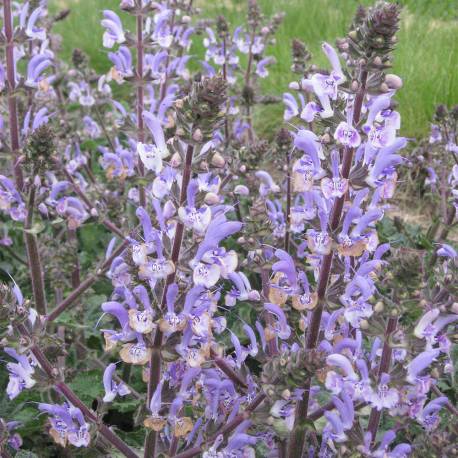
[136,5,146,208]
[143,144,194,458]
[210,348,248,389]
[24,185,47,315]
[173,394,361,457]
[60,164,125,239]
[244,28,256,143]
[15,324,138,458]
[284,151,292,252]
[367,316,398,444]
[286,69,368,458]
[159,10,175,102]
[46,238,130,322]
[3,0,24,190]
[261,268,279,356]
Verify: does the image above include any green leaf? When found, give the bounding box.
[23,222,46,235]
[68,369,103,404]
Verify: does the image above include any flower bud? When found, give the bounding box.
[170,152,182,167]
[360,319,369,329]
[374,301,384,313]
[348,30,358,40]
[193,128,203,143]
[204,192,220,205]
[299,317,306,332]
[385,73,403,89]
[281,389,291,400]
[234,185,250,196]
[321,133,331,144]
[211,152,225,168]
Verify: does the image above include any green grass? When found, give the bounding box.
[49,0,458,138]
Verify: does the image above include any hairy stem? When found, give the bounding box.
[244,28,256,143]
[24,185,47,315]
[427,205,456,271]
[159,10,176,102]
[136,7,146,208]
[222,35,231,146]
[173,393,360,457]
[15,323,138,458]
[261,267,279,356]
[3,0,24,190]
[286,69,368,458]
[284,151,292,252]
[60,164,126,239]
[46,238,130,322]
[143,144,194,458]
[367,316,398,444]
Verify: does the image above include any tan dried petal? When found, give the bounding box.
[49,428,67,447]
[337,239,367,257]
[128,309,155,334]
[144,416,166,432]
[292,292,318,311]
[104,332,117,352]
[174,417,193,437]
[119,343,152,365]
[268,272,288,305]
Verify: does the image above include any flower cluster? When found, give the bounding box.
[0,1,456,458]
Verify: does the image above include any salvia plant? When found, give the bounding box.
[0,1,456,457]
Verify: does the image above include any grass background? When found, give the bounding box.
[49,0,458,138]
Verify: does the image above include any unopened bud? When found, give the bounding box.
[380,83,390,93]
[289,81,300,90]
[234,185,249,196]
[204,192,220,205]
[299,317,306,332]
[170,152,182,167]
[360,319,369,330]
[451,303,458,314]
[211,152,225,168]
[193,129,203,142]
[281,389,291,400]
[385,74,403,89]
[373,56,382,66]
[321,133,331,144]
[374,301,384,313]
[348,30,357,40]
[175,99,184,109]
[351,80,359,92]
[239,165,247,173]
